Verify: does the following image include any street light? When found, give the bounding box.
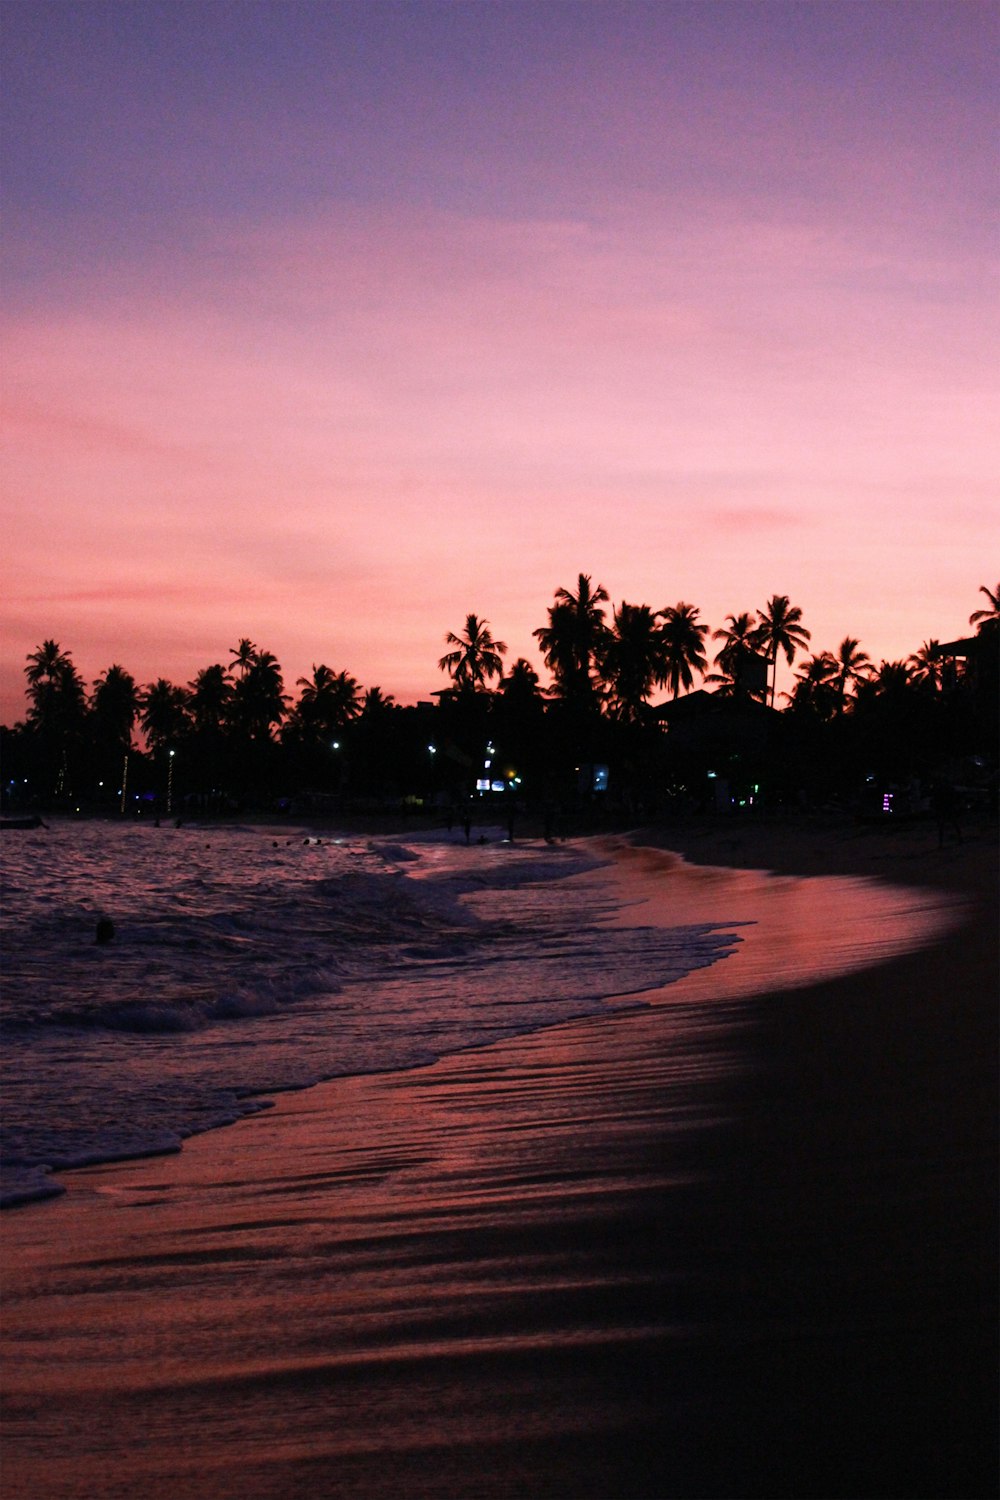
[167,749,176,815]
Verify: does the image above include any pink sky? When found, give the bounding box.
[2,2,996,723]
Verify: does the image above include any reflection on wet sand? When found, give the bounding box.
[1,835,994,1500]
[594,835,960,1005]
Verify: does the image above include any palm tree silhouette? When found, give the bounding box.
[831,636,872,713]
[294,665,361,738]
[25,639,75,692]
[867,660,913,700]
[360,685,395,718]
[907,640,943,692]
[786,652,838,719]
[138,679,190,754]
[969,582,1000,631]
[229,639,258,678]
[659,602,709,698]
[91,664,138,749]
[533,574,609,704]
[501,659,542,700]
[24,641,87,795]
[598,602,668,721]
[712,612,756,672]
[439,614,507,691]
[188,664,234,734]
[753,595,811,706]
[709,612,766,699]
[24,641,85,724]
[234,650,288,739]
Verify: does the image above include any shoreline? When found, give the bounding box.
[1,813,969,1213]
[2,821,996,1497]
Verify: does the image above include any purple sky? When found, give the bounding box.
[2,0,996,721]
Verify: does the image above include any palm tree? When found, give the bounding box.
[293,664,361,739]
[439,614,507,691]
[753,595,811,706]
[91,664,138,749]
[233,649,288,739]
[25,639,75,693]
[184,664,234,797]
[327,670,362,727]
[786,652,838,720]
[907,640,944,693]
[295,662,335,715]
[709,611,767,699]
[138,678,190,754]
[969,582,1000,632]
[598,602,668,722]
[24,641,87,796]
[360,685,395,718]
[711,612,756,673]
[856,660,913,706]
[533,574,610,704]
[500,658,543,702]
[188,663,234,734]
[23,645,85,723]
[229,638,258,678]
[658,602,709,698]
[830,636,872,713]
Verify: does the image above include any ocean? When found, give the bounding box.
[1,819,748,1207]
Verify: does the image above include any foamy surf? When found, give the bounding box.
[1,821,745,1205]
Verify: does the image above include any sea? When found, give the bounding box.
[1,819,752,1208]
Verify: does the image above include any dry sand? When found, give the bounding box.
[2,816,996,1499]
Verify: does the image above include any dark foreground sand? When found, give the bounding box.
[2,818,996,1500]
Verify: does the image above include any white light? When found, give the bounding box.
[331,741,340,750]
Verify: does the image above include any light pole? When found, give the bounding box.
[167,749,176,815]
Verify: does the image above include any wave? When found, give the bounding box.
[0,824,743,1207]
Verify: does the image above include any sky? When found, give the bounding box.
[1,0,996,723]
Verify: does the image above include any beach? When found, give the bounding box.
[2,817,996,1499]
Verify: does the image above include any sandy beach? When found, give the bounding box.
[2,816,996,1499]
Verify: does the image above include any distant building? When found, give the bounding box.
[931,634,994,691]
[652,688,776,756]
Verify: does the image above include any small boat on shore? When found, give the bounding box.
[0,816,47,831]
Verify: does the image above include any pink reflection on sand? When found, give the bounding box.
[592,839,960,1007]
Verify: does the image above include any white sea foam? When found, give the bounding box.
[0,820,744,1206]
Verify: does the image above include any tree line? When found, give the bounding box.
[3,579,997,817]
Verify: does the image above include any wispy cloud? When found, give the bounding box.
[2,3,995,721]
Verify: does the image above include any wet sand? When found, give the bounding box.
[2,820,996,1499]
